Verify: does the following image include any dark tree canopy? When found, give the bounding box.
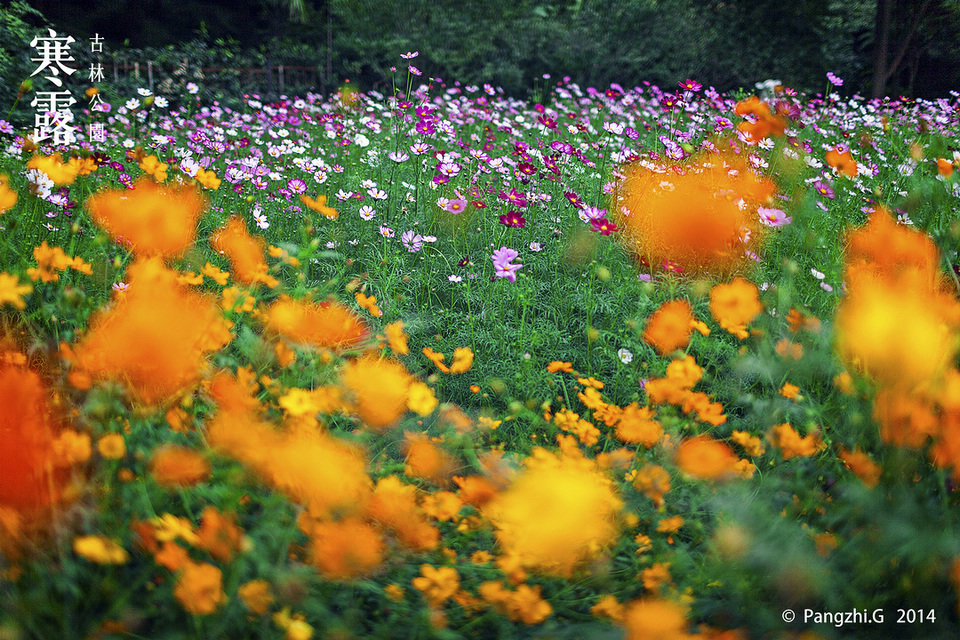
[11,0,960,99]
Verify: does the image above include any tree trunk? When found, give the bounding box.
[872,0,893,98]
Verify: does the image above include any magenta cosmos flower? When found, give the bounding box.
[499,211,526,228]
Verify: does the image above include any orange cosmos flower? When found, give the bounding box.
[264,295,368,352]
[173,561,226,615]
[69,258,232,405]
[300,194,339,219]
[340,355,412,429]
[622,597,690,640]
[210,216,277,287]
[836,271,960,391]
[633,464,671,507]
[0,358,64,519]
[238,580,274,615]
[195,169,221,190]
[207,407,372,520]
[0,272,31,309]
[0,174,17,213]
[412,565,460,607]
[734,96,786,142]
[27,242,91,282]
[766,423,820,459]
[26,153,80,185]
[138,155,168,182]
[643,299,694,356]
[616,402,663,449]
[404,432,455,484]
[825,146,858,177]
[838,447,881,487]
[385,320,409,355]
[196,506,244,562]
[709,277,762,340]
[354,291,383,317]
[365,476,438,551]
[614,151,776,275]
[150,446,211,487]
[86,178,206,259]
[675,435,738,479]
[302,516,383,579]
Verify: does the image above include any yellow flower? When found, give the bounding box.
[73,535,129,564]
[385,320,409,355]
[355,291,383,317]
[0,174,17,213]
[139,155,168,182]
[407,381,438,416]
[412,564,460,606]
[238,579,273,615]
[709,277,762,340]
[97,433,126,459]
[384,584,405,602]
[484,449,622,575]
[0,272,31,309]
[449,347,474,374]
[195,168,221,190]
[201,262,229,286]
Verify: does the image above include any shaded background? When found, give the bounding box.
[3,0,960,117]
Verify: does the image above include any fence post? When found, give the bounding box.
[113,54,118,82]
[147,61,154,93]
[134,61,140,81]
[279,65,284,93]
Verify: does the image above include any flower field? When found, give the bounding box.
[2,64,960,639]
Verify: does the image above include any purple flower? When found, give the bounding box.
[813,180,835,199]
[409,66,421,76]
[499,211,526,228]
[401,230,424,252]
[678,79,702,92]
[287,178,307,194]
[498,188,528,208]
[491,246,523,283]
[826,72,844,87]
[401,51,419,59]
[388,150,409,163]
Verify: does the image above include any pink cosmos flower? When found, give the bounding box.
[758,207,792,227]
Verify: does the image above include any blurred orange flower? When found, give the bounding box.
[69,258,232,405]
[174,561,226,615]
[643,300,694,356]
[86,178,206,258]
[150,446,210,487]
[614,151,775,274]
[264,295,368,352]
[675,435,738,479]
[340,355,412,429]
[210,217,277,287]
[709,277,762,340]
